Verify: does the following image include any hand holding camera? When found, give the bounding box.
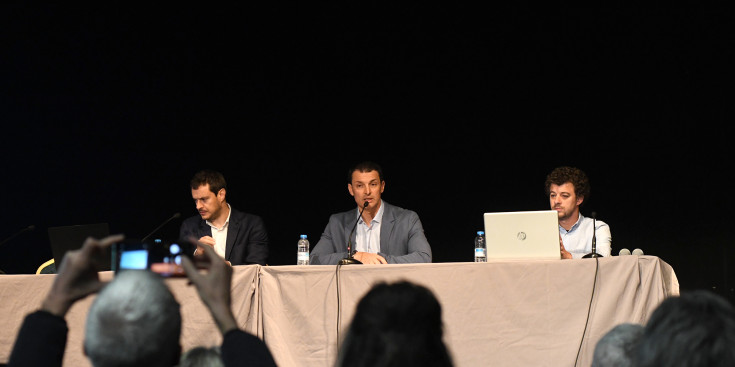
[113,238,196,277]
[181,239,238,334]
[45,234,125,317]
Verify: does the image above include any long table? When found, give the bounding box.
[0,256,679,367]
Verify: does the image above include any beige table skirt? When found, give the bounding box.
[1,255,678,367]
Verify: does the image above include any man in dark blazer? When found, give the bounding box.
[310,161,432,265]
[179,170,269,266]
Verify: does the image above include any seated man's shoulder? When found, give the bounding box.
[181,214,203,227]
[384,202,420,220]
[329,209,355,221]
[232,209,265,222]
[590,217,610,228]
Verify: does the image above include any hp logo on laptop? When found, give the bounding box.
[517,232,527,241]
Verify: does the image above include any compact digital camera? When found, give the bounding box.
[112,238,195,277]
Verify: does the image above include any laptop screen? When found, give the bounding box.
[47,223,111,271]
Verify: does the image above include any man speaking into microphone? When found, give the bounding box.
[310,161,432,265]
[180,169,270,266]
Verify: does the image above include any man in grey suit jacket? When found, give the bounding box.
[310,161,432,265]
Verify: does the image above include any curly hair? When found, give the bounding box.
[544,166,590,200]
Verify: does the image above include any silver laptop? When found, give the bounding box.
[483,210,560,260]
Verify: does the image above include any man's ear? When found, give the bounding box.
[348,183,354,197]
[218,188,226,202]
[576,196,584,206]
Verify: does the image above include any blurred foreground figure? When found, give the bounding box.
[631,290,735,367]
[337,281,453,367]
[592,323,644,367]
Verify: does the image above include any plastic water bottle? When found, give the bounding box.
[297,234,310,265]
[474,231,487,262]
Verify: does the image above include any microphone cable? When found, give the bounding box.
[336,201,369,347]
[574,254,600,367]
[336,262,344,347]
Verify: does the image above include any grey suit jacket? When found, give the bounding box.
[309,201,432,265]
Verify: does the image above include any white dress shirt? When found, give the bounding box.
[206,203,232,258]
[559,213,612,259]
[355,200,385,253]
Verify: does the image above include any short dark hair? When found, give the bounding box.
[348,161,384,184]
[544,166,590,200]
[190,170,227,195]
[336,281,453,367]
[631,290,735,367]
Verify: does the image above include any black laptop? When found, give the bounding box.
[47,223,111,271]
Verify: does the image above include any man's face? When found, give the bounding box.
[191,184,225,221]
[549,182,583,221]
[347,170,385,210]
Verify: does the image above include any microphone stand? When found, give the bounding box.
[141,213,181,242]
[583,211,602,258]
[0,225,35,274]
[0,225,36,247]
[338,202,369,265]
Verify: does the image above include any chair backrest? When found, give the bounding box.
[36,259,56,274]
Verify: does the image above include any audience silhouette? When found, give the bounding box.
[336,280,454,367]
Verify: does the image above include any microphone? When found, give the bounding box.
[338,201,369,265]
[141,213,181,242]
[0,225,36,247]
[632,248,644,256]
[582,211,602,258]
[619,248,631,256]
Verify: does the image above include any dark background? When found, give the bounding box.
[1,5,733,302]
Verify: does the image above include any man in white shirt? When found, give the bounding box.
[180,170,269,266]
[545,166,612,259]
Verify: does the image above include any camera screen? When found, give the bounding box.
[150,242,189,277]
[113,240,148,273]
[113,239,195,277]
[119,249,148,270]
